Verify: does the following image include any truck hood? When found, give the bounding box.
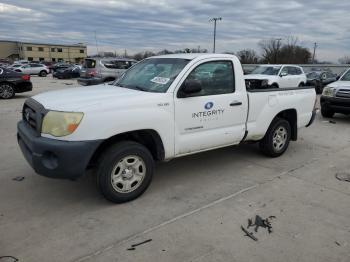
[244,74,276,81]
[327,80,350,89]
[32,84,161,111]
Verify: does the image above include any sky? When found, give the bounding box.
[0,0,349,62]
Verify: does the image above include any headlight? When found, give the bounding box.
[322,86,335,97]
[42,111,84,137]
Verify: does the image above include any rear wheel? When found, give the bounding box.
[321,105,334,118]
[259,118,291,157]
[97,141,154,203]
[0,83,15,99]
[298,82,305,87]
[39,70,47,77]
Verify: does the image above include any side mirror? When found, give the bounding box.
[336,75,340,80]
[280,72,288,77]
[178,79,202,97]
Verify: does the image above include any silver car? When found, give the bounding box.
[14,63,50,77]
[78,58,137,85]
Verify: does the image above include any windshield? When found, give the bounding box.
[340,69,350,81]
[115,58,190,93]
[251,66,281,75]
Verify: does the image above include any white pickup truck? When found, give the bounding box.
[17,54,316,203]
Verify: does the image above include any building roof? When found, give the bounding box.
[0,40,86,48]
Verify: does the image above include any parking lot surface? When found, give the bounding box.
[1,76,349,262]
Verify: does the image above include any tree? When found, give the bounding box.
[156,49,173,55]
[338,56,350,64]
[132,51,156,61]
[258,38,283,63]
[236,49,260,64]
[259,37,312,64]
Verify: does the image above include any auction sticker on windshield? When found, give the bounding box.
[151,77,170,85]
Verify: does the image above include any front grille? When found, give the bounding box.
[336,89,350,98]
[22,98,47,135]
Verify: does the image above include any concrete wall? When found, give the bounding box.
[0,41,20,60]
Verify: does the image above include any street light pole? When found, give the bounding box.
[312,42,317,64]
[209,17,222,53]
[274,38,283,63]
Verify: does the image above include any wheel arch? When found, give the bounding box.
[88,129,165,168]
[273,109,298,141]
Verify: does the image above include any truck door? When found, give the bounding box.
[174,60,248,155]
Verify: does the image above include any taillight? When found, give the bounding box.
[88,69,96,77]
[22,74,30,81]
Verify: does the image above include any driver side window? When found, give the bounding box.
[183,61,235,97]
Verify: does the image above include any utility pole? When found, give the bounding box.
[209,17,222,53]
[94,31,99,56]
[274,38,283,63]
[312,42,317,64]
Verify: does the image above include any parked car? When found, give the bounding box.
[245,65,307,88]
[78,58,137,86]
[14,63,50,77]
[306,71,337,94]
[17,54,316,203]
[13,60,29,65]
[320,68,350,118]
[51,62,71,72]
[0,67,32,99]
[8,64,23,70]
[53,65,81,79]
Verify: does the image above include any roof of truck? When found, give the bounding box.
[150,53,236,60]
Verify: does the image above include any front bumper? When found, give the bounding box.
[17,121,102,179]
[77,77,104,86]
[320,96,350,114]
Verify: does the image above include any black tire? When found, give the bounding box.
[259,118,291,157]
[39,70,47,77]
[298,82,305,87]
[270,83,279,88]
[0,83,15,99]
[321,105,334,118]
[97,141,154,203]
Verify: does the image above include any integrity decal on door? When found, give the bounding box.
[192,102,225,119]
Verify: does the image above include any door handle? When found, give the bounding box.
[230,101,242,106]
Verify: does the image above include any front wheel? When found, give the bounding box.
[259,118,291,157]
[97,141,154,203]
[0,83,15,99]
